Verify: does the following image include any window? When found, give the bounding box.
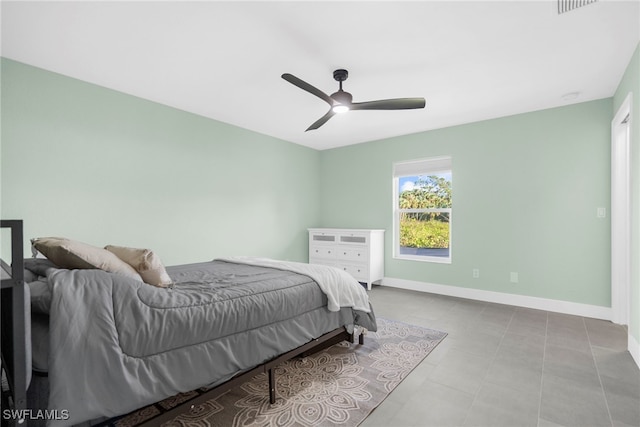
[393,156,452,263]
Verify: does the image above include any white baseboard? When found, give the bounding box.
[629,333,640,370]
[380,277,612,320]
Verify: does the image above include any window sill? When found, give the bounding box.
[393,254,452,264]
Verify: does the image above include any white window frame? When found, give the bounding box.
[392,156,452,264]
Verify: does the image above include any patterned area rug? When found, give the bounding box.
[111,318,447,427]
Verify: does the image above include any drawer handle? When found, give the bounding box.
[315,249,319,253]
[358,253,361,256]
[343,267,347,271]
[344,252,347,255]
[328,251,331,254]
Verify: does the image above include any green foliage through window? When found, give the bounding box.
[398,175,452,250]
[399,176,452,209]
[399,215,449,249]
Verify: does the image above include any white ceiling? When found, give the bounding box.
[2,1,639,150]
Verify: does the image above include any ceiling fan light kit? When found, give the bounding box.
[282,69,426,131]
[333,105,350,114]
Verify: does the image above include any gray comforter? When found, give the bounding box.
[37,259,376,426]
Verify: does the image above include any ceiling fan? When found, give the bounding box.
[281,69,426,131]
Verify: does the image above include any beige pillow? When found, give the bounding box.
[31,237,143,282]
[105,245,173,288]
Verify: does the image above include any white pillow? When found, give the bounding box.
[31,237,143,282]
[105,245,173,288]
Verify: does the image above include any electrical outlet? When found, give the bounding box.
[597,207,606,218]
[472,268,480,279]
[510,272,519,283]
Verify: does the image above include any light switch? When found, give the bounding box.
[597,207,606,218]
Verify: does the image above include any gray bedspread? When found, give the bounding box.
[37,259,376,426]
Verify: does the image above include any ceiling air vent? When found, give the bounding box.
[558,0,598,14]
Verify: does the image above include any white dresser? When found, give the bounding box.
[308,228,385,290]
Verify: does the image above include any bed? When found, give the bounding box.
[16,237,377,427]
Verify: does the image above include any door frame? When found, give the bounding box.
[611,92,632,325]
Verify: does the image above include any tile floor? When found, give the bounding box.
[361,286,640,427]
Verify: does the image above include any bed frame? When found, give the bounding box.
[112,327,365,426]
[1,220,28,425]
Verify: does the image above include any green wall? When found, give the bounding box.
[320,99,613,307]
[613,43,640,346]
[1,49,635,319]
[0,58,320,265]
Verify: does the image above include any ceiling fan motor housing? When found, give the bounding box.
[331,69,352,104]
[331,90,352,104]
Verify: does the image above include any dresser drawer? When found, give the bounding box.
[339,233,368,245]
[310,233,337,244]
[338,263,368,281]
[309,244,337,259]
[337,248,368,262]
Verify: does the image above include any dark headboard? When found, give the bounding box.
[1,219,28,422]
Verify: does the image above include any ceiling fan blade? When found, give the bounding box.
[306,109,335,131]
[282,73,335,107]
[350,98,426,111]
